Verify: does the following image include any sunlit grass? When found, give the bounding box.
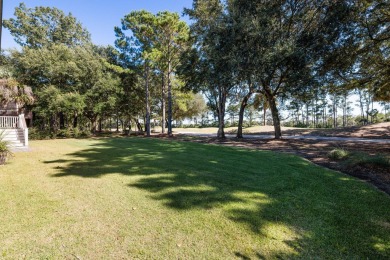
[0,138,389,259]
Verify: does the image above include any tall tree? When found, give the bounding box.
[115,10,157,136]
[116,11,190,136]
[228,0,356,138]
[181,0,237,138]
[10,44,121,132]
[4,3,90,48]
[151,11,190,135]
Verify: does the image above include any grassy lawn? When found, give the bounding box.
[1,138,389,259]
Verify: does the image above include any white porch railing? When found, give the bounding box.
[0,116,19,129]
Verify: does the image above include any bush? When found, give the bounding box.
[29,128,53,140]
[294,122,309,128]
[328,148,349,160]
[79,129,92,138]
[29,127,91,140]
[348,153,390,168]
[57,128,73,138]
[0,131,13,165]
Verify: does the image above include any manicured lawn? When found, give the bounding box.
[1,138,389,259]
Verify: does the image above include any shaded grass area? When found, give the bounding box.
[0,138,389,259]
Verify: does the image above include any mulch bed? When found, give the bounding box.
[171,134,390,196]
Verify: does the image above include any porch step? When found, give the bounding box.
[1,129,26,148]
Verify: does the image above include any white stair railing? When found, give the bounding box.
[18,114,28,147]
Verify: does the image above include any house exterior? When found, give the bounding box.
[0,79,33,150]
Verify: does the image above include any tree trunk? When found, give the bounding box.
[343,95,347,127]
[161,73,166,134]
[59,112,65,129]
[136,119,143,132]
[332,94,337,128]
[314,98,318,126]
[358,90,364,118]
[265,90,281,139]
[99,117,102,132]
[73,113,78,128]
[91,117,98,133]
[371,95,374,123]
[50,114,57,133]
[217,86,227,139]
[145,63,151,137]
[237,92,252,138]
[167,59,173,136]
[306,104,309,127]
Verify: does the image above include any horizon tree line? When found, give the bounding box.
[0,1,388,139]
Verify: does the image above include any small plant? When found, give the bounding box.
[349,153,390,168]
[328,148,349,160]
[0,131,13,165]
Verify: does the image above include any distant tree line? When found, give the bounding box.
[1,1,388,139]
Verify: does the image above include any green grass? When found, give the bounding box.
[0,138,389,259]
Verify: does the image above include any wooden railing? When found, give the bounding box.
[0,116,19,129]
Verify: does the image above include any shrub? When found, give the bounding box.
[57,128,73,138]
[349,153,390,168]
[0,131,13,165]
[328,148,349,160]
[29,128,55,140]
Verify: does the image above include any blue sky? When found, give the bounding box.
[3,0,194,49]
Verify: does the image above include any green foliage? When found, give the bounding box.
[29,127,91,140]
[347,153,390,168]
[328,148,350,160]
[328,147,390,168]
[4,3,90,48]
[0,78,34,106]
[0,132,13,164]
[0,137,10,153]
[181,0,237,138]
[28,127,53,140]
[181,0,360,138]
[353,1,390,102]
[10,43,122,133]
[11,44,104,90]
[0,141,8,153]
[172,89,206,121]
[0,66,13,79]
[115,10,191,135]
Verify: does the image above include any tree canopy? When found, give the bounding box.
[4,3,91,48]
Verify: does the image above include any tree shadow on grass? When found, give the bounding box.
[46,137,390,259]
